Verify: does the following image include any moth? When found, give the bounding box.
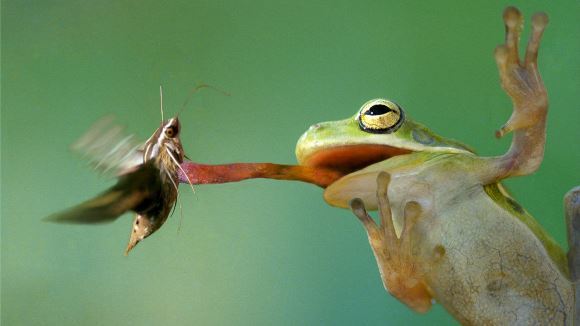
[47,87,196,255]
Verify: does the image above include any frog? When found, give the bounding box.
[172,6,577,324]
[291,7,576,324]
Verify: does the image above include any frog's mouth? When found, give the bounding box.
[300,144,412,175]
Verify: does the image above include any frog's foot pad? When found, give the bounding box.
[494,7,548,138]
[350,172,432,313]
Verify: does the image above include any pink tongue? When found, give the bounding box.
[178,162,344,188]
[177,146,410,188]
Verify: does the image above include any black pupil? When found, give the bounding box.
[365,104,393,116]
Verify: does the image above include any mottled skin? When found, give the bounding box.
[296,8,574,324]
[565,187,580,325]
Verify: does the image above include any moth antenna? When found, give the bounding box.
[178,82,230,117]
[165,147,195,194]
[176,196,184,234]
[160,85,165,122]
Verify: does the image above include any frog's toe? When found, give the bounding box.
[495,115,516,138]
[399,201,422,255]
[376,172,397,236]
[402,202,422,234]
[350,198,378,234]
[493,45,509,73]
[376,172,391,196]
[524,12,549,68]
[502,6,523,64]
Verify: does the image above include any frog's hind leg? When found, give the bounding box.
[481,7,550,183]
[565,186,580,324]
[349,172,433,313]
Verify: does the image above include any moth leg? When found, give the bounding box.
[481,7,550,182]
[350,172,432,313]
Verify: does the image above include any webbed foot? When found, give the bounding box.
[349,172,432,313]
[495,7,548,138]
[482,7,550,182]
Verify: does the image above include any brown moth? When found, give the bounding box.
[47,87,193,255]
[125,115,185,254]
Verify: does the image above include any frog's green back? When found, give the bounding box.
[484,183,569,276]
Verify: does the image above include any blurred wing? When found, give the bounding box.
[71,115,144,177]
[46,162,162,224]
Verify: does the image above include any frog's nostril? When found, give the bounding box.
[310,124,322,131]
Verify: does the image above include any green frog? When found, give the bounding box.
[292,7,575,324]
[178,7,577,324]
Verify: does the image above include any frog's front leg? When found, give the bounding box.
[482,7,550,182]
[349,172,433,313]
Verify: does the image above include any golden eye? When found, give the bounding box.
[165,127,175,138]
[357,99,404,133]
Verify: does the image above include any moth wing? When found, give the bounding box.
[71,115,144,177]
[46,162,162,224]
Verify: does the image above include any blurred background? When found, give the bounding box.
[2,0,579,325]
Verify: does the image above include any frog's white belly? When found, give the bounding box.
[415,187,572,324]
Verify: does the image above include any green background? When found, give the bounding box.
[2,1,579,325]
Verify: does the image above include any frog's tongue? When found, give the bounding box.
[179,162,343,188]
[179,145,410,188]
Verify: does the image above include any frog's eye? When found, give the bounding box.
[357,99,404,134]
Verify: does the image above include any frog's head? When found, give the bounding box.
[296,99,473,171]
[296,99,473,207]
